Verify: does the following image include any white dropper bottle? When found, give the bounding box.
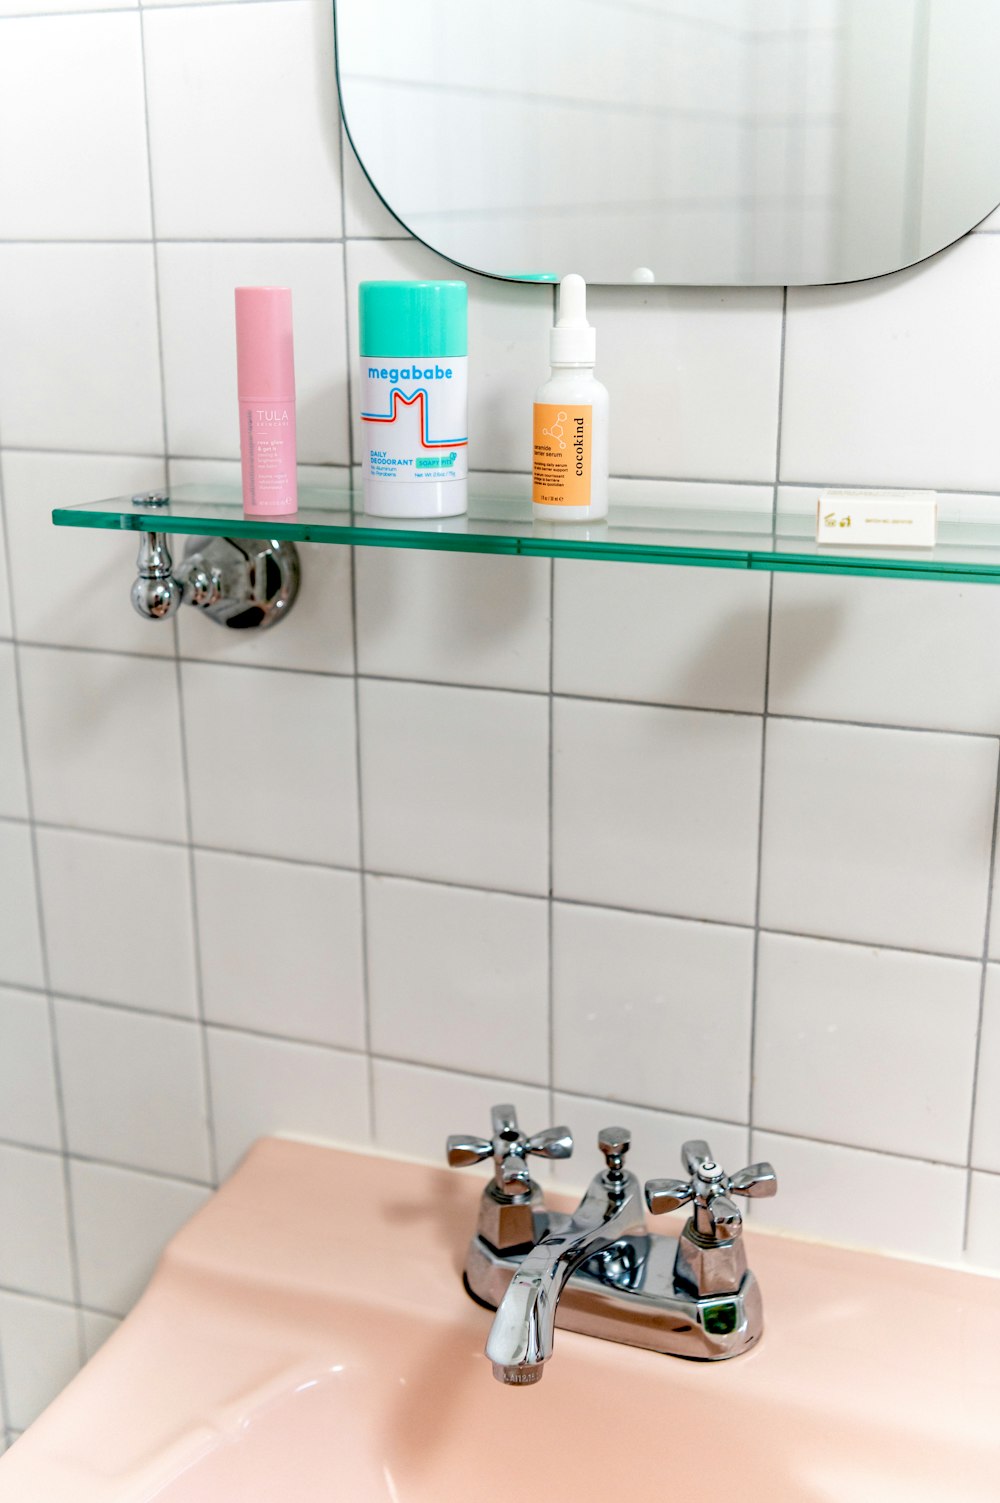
[532,273,609,523]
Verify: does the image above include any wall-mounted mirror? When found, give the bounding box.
[334,0,1000,286]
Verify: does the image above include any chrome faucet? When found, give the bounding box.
[447,1106,777,1384]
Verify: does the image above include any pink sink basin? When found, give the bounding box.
[2,1139,999,1502]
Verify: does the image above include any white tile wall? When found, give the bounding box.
[0,1293,80,1432]
[760,718,996,955]
[206,1028,370,1178]
[366,876,549,1081]
[196,849,365,1048]
[143,1,341,240]
[552,902,754,1121]
[38,828,198,1017]
[0,823,44,990]
[359,678,549,893]
[781,237,1000,491]
[0,1145,73,1299]
[54,999,211,1181]
[70,1160,209,1316]
[553,697,762,923]
[754,933,980,1162]
[181,662,359,865]
[0,245,163,454]
[0,990,60,1150]
[0,13,150,240]
[356,550,551,693]
[4,0,1000,1440]
[972,964,1000,1174]
[19,647,187,841]
[553,562,770,713]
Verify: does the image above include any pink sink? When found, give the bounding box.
[2,1139,999,1502]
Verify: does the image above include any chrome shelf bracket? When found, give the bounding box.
[128,493,300,632]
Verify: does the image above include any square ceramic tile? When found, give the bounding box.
[0,1293,80,1432]
[0,0,133,11]
[182,662,359,865]
[158,242,349,464]
[2,451,170,655]
[207,1028,370,1178]
[366,876,548,1081]
[0,499,11,642]
[0,13,150,238]
[346,239,551,473]
[552,698,762,923]
[0,246,162,454]
[769,571,1000,734]
[755,933,980,1162]
[342,127,408,239]
[0,989,60,1150]
[81,1311,120,1360]
[972,965,1000,1173]
[144,1,341,238]
[38,828,197,1017]
[196,850,364,1047]
[0,1145,73,1299]
[553,561,769,712]
[781,236,1000,490]
[360,679,548,894]
[70,1160,209,1316]
[751,1132,967,1263]
[966,1172,1000,1272]
[553,902,753,1120]
[55,999,211,1181]
[0,644,27,819]
[356,550,550,692]
[760,719,996,955]
[19,647,187,842]
[587,283,783,482]
[550,1092,749,1201]
[0,822,44,990]
[371,1058,550,1166]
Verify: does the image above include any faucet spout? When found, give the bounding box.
[485,1169,644,1385]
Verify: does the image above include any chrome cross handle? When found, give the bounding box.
[447,1103,573,1197]
[645,1139,777,1242]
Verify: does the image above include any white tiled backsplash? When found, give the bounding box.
[1,0,1000,1447]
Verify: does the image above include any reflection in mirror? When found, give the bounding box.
[335,0,1000,287]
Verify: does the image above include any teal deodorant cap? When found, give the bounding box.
[359,280,467,358]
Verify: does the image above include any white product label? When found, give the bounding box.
[815,490,937,548]
[361,355,468,483]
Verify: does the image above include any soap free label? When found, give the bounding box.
[816,490,937,548]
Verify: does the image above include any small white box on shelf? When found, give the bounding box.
[816,490,937,548]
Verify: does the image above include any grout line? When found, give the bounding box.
[8,644,1000,744]
[546,557,556,1126]
[746,574,774,1160]
[0,1135,213,1191]
[0,1283,123,1327]
[963,740,1000,1248]
[0,822,994,965]
[0,442,88,1370]
[771,286,788,537]
[747,282,786,1162]
[173,663,220,1186]
[337,129,376,1144]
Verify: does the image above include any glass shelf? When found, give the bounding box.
[51,479,1000,583]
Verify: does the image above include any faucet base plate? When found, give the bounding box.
[464,1227,763,1363]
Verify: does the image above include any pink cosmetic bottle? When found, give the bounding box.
[235,286,298,516]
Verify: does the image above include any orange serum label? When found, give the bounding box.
[532,404,591,506]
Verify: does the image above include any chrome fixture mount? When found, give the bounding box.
[128,493,300,631]
[447,1105,778,1385]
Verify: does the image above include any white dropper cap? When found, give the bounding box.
[550,273,596,367]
